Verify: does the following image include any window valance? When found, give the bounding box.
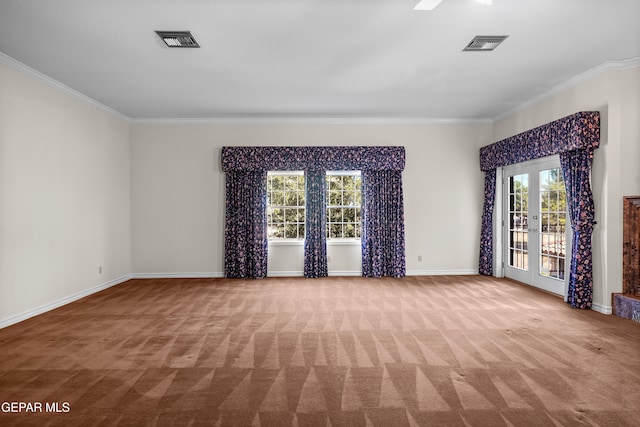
[479,111,600,172]
[221,146,405,172]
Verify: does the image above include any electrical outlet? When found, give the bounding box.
[418,255,422,262]
[98,266,103,274]
[327,256,331,262]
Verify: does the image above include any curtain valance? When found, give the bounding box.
[479,111,600,171]
[221,146,405,172]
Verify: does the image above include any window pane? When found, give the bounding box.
[271,208,284,223]
[343,191,356,206]
[330,224,342,238]
[285,223,298,239]
[272,191,285,206]
[329,191,341,205]
[267,173,305,240]
[325,172,361,239]
[285,191,298,206]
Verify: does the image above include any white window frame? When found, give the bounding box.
[326,170,362,242]
[266,171,305,242]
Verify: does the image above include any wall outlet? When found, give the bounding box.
[98,266,103,274]
[327,256,331,262]
[418,255,422,262]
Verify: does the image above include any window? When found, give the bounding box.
[267,172,305,239]
[326,172,362,239]
[508,173,529,271]
[539,167,566,280]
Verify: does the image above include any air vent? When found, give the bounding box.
[155,31,200,48]
[463,35,508,52]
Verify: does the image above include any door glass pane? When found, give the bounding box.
[539,168,566,280]
[509,174,528,270]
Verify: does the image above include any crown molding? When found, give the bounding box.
[130,117,493,125]
[495,57,640,122]
[0,52,131,122]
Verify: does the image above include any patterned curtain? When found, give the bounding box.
[559,149,596,309]
[222,146,406,279]
[304,170,328,278]
[479,169,496,276]
[224,170,268,278]
[478,111,600,309]
[361,170,406,278]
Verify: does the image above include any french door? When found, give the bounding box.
[503,157,569,296]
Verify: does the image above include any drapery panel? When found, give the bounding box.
[479,169,497,276]
[361,170,406,278]
[560,149,596,309]
[303,170,328,278]
[225,170,268,279]
[222,146,406,279]
[478,111,600,309]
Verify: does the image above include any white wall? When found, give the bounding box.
[6,50,634,327]
[130,121,492,277]
[0,61,132,326]
[494,65,640,313]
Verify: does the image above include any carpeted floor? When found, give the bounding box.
[0,275,639,426]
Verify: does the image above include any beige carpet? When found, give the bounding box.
[0,275,639,426]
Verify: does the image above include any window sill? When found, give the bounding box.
[267,239,361,246]
[268,239,304,246]
[327,239,361,246]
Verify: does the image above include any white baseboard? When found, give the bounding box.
[591,303,612,315]
[132,272,225,279]
[267,271,363,277]
[406,269,478,276]
[133,270,479,279]
[0,274,133,329]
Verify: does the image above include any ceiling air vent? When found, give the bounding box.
[463,35,508,52]
[155,31,200,48]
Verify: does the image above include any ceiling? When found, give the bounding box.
[0,0,638,120]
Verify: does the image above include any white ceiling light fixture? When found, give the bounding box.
[414,0,443,11]
[155,31,200,48]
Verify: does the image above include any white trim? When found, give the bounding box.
[327,239,361,246]
[131,117,494,125]
[132,272,225,279]
[267,270,363,277]
[495,57,640,121]
[0,274,133,329]
[267,271,304,277]
[328,271,362,276]
[494,167,504,278]
[0,52,131,121]
[268,240,305,246]
[134,270,480,278]
[406,269,478,276]
[591,303,612,315]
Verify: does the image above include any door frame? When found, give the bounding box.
[494,155,571,299]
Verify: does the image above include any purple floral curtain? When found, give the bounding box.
[361,170,406,278]
[559,149,595,309]
[224,170,268,278]
[478,111,600,309]
[479,169,496,275]
[304,170,328,278]
[222,146,406,279]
